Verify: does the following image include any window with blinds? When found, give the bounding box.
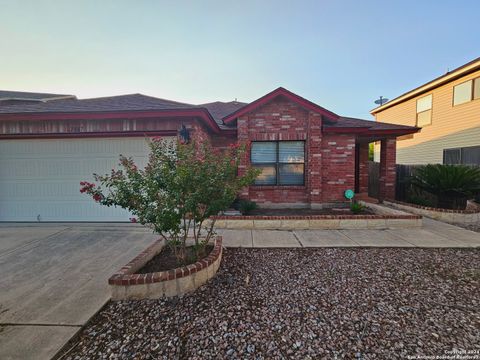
[443,146,480,165]
[251,141,305,185]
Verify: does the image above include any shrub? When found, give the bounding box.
[350,202,364,214]
[80,138,259,264]
[237,200,257,215]
[410,164,480,209]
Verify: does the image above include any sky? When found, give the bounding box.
[0,0,478,119]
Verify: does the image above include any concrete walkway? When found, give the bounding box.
[218,218,480,248]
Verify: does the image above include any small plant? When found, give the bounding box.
[410,164,480,209]
[350,202,364,214]
[238,199,257,215]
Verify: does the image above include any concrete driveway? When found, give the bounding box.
[0,223,157,360]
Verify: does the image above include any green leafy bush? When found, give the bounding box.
[410,164,480,209]
[350,202,365,214]
[237,199,257,215]
[80,138,259,264]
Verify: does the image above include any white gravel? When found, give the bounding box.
[60,248,480,359]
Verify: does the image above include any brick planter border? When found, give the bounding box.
[388,199,479,214]
[211,209,421,230]
[109,236,223,300]
[385,200,480,226]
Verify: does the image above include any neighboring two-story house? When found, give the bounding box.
[371,57,480,165]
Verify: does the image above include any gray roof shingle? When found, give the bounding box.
[0,90,75,101]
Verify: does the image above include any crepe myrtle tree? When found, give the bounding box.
[80,137,259,264]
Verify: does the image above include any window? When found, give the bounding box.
[251,141,305,185]
[416,94,432,127]
[453,80,472,106]
[443,146,480,165]
[474,78,480,100]
[443,148,461,165]
[453,78,480,105]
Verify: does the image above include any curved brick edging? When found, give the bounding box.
[109,236,223,300]
[385,200,480,226]
[211,212,422,230]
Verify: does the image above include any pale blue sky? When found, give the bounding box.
[0,0,478,119]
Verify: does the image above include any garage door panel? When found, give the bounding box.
[0,138,159,221]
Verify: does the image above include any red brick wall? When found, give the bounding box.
[237,96,357,207]
[320,134,356,204]
[237,97,310,206]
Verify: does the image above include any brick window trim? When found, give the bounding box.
[249,185,306,190]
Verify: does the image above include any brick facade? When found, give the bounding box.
[235,97,360,207]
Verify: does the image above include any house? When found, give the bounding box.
[0,90,76,106]
[371,57,480,165]
[0,87,418,221]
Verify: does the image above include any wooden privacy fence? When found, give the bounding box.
[367,161,379,198]
[368,162,426,201]
[368,163,480,202]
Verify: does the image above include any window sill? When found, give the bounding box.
[250,185,306,190]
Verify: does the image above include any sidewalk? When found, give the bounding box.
[217,217,480,248]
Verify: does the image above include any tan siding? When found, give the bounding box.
[374,69,480,164]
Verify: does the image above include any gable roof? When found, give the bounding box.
[371,56,480,114]
[0,90,75,102]
[222,87,340,124]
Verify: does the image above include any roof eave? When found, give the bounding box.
[0,108,223,134]
[323,126,420,136]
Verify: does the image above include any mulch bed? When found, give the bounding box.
[137,245,213,274]
[58,248,479,359]
[249,207,373,216]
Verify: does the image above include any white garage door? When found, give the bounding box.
[0,138,156,222]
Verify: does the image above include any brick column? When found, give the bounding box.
[307,112,323,207]
[378,138,396,201]
[358,142,369,194]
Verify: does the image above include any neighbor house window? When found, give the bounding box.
[416,94,432,127]
[443,146,480,165]
[453,78,480,106]
[251,141,305,185]
[473,78,480,100]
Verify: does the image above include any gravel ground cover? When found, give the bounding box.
[60,248,479,359]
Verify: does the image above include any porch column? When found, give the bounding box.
[378,138,396,201]
[237,116,250,200]
[357,142,369,194]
